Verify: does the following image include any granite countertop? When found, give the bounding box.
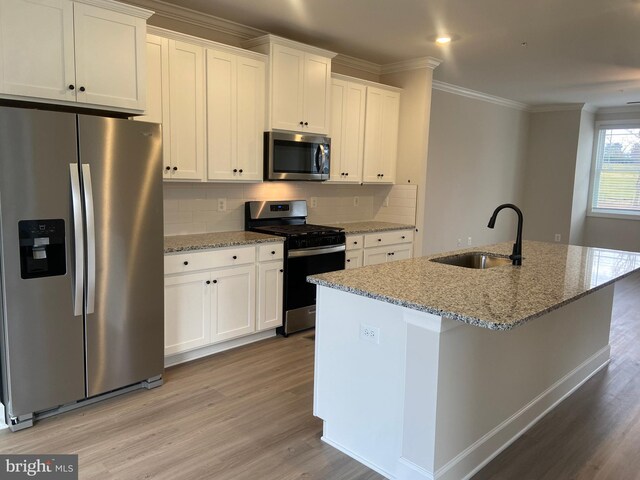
[308,240,640,331]
[327,221,415,234]
[165,231,282,253]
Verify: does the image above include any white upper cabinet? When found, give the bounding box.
[0,0,151,113]
[330,78,366,183]
[362,86,400,184]
[206,48,265,182]
[168,39,205,181]
[244,35,336,135]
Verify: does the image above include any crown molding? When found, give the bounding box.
[432,80,530,111]
[595,105,640,115]
[332,54,382,75]
[79,0,153,18]
[242,34,337,58]
[122,0,266,39]
[381,57,442,74]
[332,73,402,92]
[529,103,586,113]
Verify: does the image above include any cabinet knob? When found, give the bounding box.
[279,269,284,273]
[232,255,237,260]
[79,86,86,92]
[173,166,178,171]
[353,241,358,245]
[304,122,308,126]
[347,259,351,263]
[213,279,217,284]
[299,121,304,126]
[68,84,75,90]
[233,169,238,173]
[378,238,382,242]
[401,236,406,239]
[381,174,384,177]
[271,251,276,255]
[206,280,211,285]
[183,261,189,265]
[391,252,395,256]
[239,169,243,173]
[345,172,349,176]
[165,166,171,171]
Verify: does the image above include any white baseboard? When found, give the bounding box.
[164,330,276,367]
[435,345,611,480]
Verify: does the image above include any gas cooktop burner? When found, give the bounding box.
[254,223,343,237]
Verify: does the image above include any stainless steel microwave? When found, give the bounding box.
[264,131,330,181]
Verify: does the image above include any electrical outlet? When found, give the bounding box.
[217,198,227,212]
[353,196,359,207]
[383,196,390,207]
[467,236,472,246]
[554,233,561,242]
[360,324,380,344]
[310,197,317,208]
[457,238,462,247]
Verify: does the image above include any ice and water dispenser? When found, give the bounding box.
[18,219,66,279]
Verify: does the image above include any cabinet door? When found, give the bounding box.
[363,246,390,266]
[235,55,265,181]
[271,44,304,131]
[257,261,283,331]
[363,87,399,184]
[164,272,211,355]
[210,265,256,343]
[345,250,363,269]
[329,79,347,182]
[168,40,205,180]
[0,0,75,102]
[136,34,171,177]
[302,52,331,134]
[391,245,413,262]
[342,81,366,180]
[73,3,146,110]
[206,48,236,181]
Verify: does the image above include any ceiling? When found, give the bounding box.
[156,0,640,108]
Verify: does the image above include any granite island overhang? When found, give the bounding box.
[307,241,640,480]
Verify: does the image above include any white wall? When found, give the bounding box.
[569,109,595,245]
[422,89,529,255]
[522,109,582,243]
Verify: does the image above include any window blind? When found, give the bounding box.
[591,126,640,216]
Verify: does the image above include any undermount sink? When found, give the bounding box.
[430,252,513,269]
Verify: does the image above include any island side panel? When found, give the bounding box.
[313,286,411,478]
[431,285,614,480]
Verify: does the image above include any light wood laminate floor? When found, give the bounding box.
[0,272,638,480]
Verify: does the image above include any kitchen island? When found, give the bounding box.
[308,241,640,480]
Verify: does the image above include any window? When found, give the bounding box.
[589,122,640,218]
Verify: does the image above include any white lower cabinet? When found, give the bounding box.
[164,272,211,355]
[210,265,256,343]
[346,229,414,268]
[257,261,284,331]
[164,242,284,357]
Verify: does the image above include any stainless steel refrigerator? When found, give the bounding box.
[0,106,164,431]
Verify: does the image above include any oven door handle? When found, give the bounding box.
[288,244,346,258]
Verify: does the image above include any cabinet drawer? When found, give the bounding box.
[258,243,284,261]
[364,229,414,248]
[345,235,363,251]
[165,245,256,275]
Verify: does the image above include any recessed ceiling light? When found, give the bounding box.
[435,36,452,45]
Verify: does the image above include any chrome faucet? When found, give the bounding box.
[487,204,523,266]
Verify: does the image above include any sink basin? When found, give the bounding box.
[430,252,513,269]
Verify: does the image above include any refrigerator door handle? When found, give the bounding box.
[70,164,84,317]
[82,164,96,315]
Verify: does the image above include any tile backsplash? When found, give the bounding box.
[163,182,417,235]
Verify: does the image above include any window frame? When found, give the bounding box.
[587,119,640,220]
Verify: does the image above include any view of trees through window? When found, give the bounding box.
[592,127,640,214]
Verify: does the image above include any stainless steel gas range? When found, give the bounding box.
[245,200,345,336]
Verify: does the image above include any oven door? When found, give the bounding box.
[266,131,330,181]
[284,245,345,334]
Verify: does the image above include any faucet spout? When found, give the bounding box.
[487,203,523,266]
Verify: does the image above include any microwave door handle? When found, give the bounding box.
[315,145,321,173]
[319,144,327,174]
